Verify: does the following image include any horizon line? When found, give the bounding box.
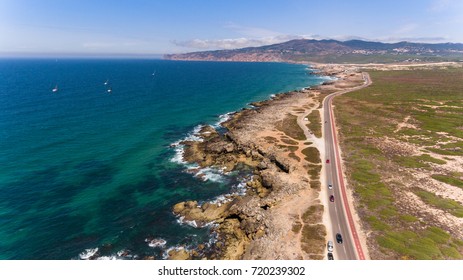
[2,38,463,59]
[0,52,165,59]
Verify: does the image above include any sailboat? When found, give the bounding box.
[152,70,156,77]
[107,87,112,93]
[104,79,109,85]
[52,85,58,93]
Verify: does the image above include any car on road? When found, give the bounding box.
[326,159,330,164]
[336,233,343,244]
[328,183,333,189]
[327,241,333,252]
[327,252,334,260]
[329,195,334,202]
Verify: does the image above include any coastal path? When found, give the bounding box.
[323,72,371,260]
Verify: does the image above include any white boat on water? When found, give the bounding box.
[107,87,112,93]
[104,79,109,85]
[52,85,58,92]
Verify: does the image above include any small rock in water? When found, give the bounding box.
[146,238,167,248]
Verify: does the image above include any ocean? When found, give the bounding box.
[0,59,326,259]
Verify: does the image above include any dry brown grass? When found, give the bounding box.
[301,224,326,255]
[276,114,306,141]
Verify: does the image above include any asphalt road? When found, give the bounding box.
[323,73,371,260]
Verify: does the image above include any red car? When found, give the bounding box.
[330,195,334,202]
[326,159,330,164]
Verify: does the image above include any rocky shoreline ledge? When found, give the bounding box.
[168,65,365,260]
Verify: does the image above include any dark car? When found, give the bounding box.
[329,195,334,202]
[336,233,343,244]
[327,252,334,260]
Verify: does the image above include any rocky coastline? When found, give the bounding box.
[168,65,365,260]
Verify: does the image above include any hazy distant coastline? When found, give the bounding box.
[165,39,463,64]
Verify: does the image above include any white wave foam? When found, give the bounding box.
[170,125,205,147]
[206,231,219,248]
[114,249,137,259]
[172,152,227,183]
[211,112,233,129]
[169,111,236,174]
[189,125,205,142]
[208,194,231,206]
[97,251,139,260]
[170,124,206,165]
[146,238,167,248]
[234,180,248,196]
[194,167,226,183]
[322,75,338,81]
[170,143,187,164]
[79,248,140,260]
[95,255,118,260]
[176,213,218,229]
[207,176,249,206]
[79,248,99,260]
[170,125,204,144]
[177,216,199,228]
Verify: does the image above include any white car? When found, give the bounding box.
[328,184,333,189]
[327,241,334,252]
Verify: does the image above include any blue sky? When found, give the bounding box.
[1,0,462,56]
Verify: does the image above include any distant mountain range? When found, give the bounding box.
[164,39,463,63]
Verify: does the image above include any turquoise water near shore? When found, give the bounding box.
[0,59,326,259]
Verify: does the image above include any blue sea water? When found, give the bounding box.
[0,59,325,259]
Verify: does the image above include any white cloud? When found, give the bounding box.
[378,36,449,43]
[321,35,370,41]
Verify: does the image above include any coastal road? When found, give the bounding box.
[323,72,371,260]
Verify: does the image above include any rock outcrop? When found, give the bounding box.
[170,87,326,260]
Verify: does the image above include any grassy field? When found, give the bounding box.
[306,110,322,138]
[276,113,306,141]
[334,67,463,259]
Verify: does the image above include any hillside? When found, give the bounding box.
[164,39,463,63]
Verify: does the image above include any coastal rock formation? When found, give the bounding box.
[181,126,259,172]
[171,84,333,260]
[167,248,191,260]
[173,200,233,226]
